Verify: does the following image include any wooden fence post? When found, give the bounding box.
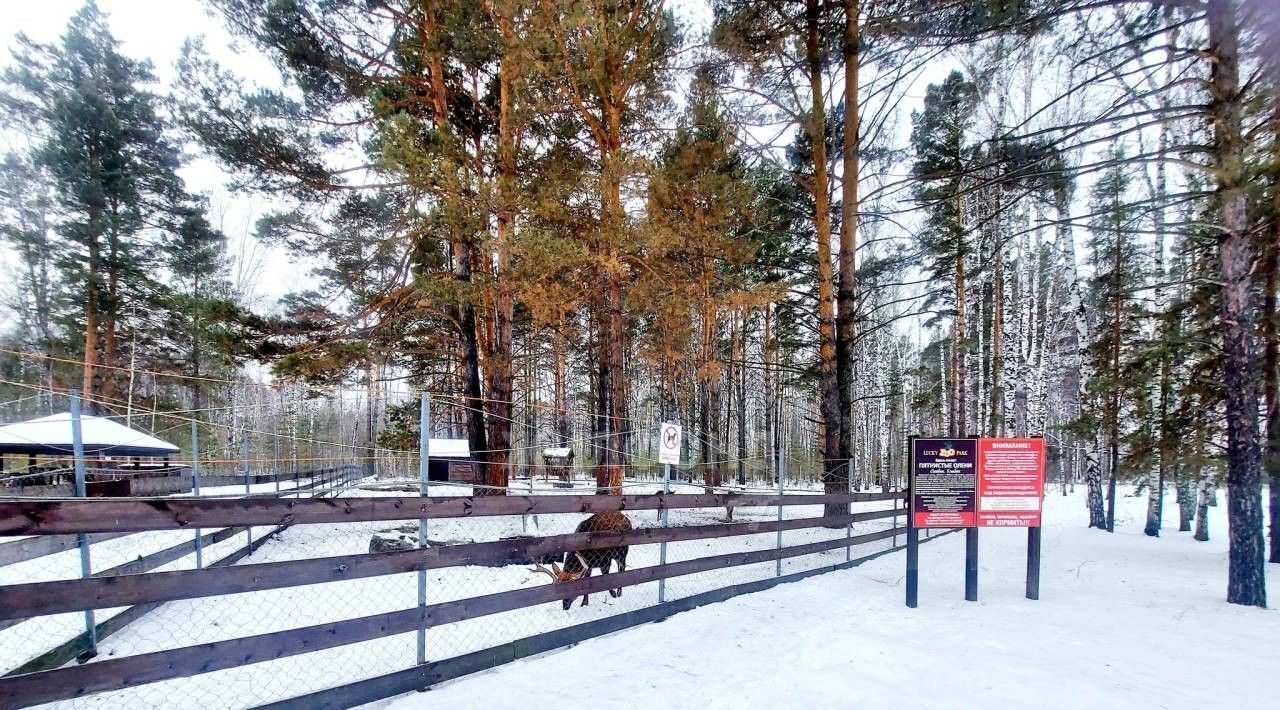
[242,435,253,548]
[273,435,281,496]
[846,456,853,562]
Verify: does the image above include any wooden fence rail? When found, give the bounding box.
[0,507,903,619]
[0,467,361,677]
[0,491,898,534]
[0,531,131,567]
[0,489,910,709]
[0,467,353,568]
[0,524,904,709]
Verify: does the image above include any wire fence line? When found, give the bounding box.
[0,388,921,709]
[0,474,947,710]
[0,465,361,679]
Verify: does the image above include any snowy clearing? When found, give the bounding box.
[377,488,1278,710]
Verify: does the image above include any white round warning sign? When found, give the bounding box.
[658,423,682,465]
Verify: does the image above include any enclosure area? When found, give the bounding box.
[377,489,1278,710]
[0,474,957,709]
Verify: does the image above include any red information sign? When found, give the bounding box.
[975,438,1046,527]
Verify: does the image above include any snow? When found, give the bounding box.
[5,480,1275,710]
[375,489,1279,710]
[541,447,572,458]
[0,412,179,455]
[429,438,469,458]
[12,478,895,708]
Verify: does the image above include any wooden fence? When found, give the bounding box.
[0,489,934,709]
[0,467,359,677]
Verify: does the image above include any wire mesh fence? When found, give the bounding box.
[0,469,917,710]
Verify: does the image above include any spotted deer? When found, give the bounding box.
[530,511,632,609]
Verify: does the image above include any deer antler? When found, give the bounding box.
[572,552,591,579]
[530,562,559,580]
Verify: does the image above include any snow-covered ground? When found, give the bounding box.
[376,488,1279,710]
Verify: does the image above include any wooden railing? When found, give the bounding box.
[0,466,360,678]
[0,489,917,710]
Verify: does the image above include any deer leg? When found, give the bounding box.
[612,551,627,597]
[579,567,592,607]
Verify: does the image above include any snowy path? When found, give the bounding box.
[378,490,1278,710]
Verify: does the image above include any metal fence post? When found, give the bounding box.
[242,435,253,547]
[775,437,784,577]
[658,457,670,603]
[416,393,431,666]
[242,435,251,494]
[70,391,97,659]
[846,457,853,562]
[191,416,203,569]
[273,435,281,496]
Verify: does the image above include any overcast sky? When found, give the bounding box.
[1,0,298,311]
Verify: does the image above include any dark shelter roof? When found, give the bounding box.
[0,413,181,458]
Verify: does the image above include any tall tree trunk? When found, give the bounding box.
[699,260,721,490]
[593,305,609,485]
[1266,107,1280,561]
[101,224,121,407]
[600,99,627,493]
[737,309,748,486]
[1208,0,1265,606]
[1057,184,1105,527]
[455,241,489,476]
[950,253,967,437]
[1106,216,1122,534]
[554,313,570,447]
[187,271,202,418]
[1146,29,1176,539]
[834,0,861,513]
[1195,427,1213,542]
[482,44,516,497]
[1177,473,1195,533]
[763,304,774,482]
[990,241,1004,437]
[803,0,842,515]
[82,234,99,410]
[421,20,487,479]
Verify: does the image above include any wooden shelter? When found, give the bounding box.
[0,413,184,496]
[426,438,478,484]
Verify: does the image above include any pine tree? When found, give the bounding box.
[912,70,978,438]
[3,1,223,411]
[644,66,760,490]
[1080,149,1150,534]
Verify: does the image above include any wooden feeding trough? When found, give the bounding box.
[542,446,574,488]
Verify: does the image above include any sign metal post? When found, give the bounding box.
[1026,526,1041,600]
[964,527,979,602]
[657,421,680,603]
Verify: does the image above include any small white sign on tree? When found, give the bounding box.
[658,423,682,465]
